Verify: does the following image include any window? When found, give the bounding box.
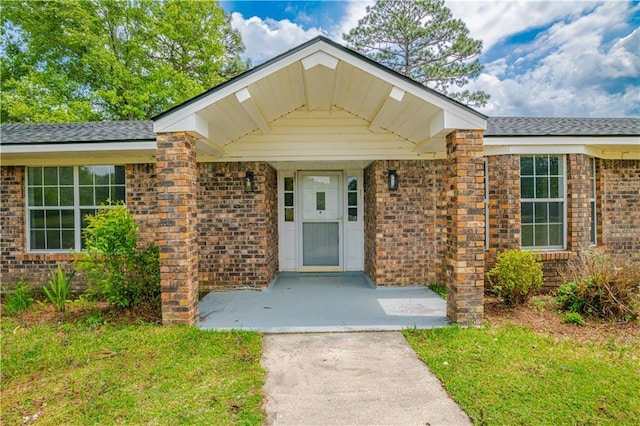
[589,157,597,245]
[520,155,565,249]
[27,166,125,251]
[283,176,294,222]
[347,176,358,221]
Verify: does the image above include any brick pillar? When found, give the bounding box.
[567,154,591,253]
[156,132,199,325]
[445,130,485,326]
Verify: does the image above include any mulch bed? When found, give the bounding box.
[485,296,640,345]
[9,301,162,328]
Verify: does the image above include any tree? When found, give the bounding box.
[1,0,248,122]
[344,0,488,107]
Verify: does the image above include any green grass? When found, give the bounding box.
[1,320,265,425]
[404,324,640,425]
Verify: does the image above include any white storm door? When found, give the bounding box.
[299,172,343,271]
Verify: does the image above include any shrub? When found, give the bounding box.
[2,279,34,316]
[562,312,585,326]
[75,203,160,310]
[559,251,640,321]
[486,249,543,305]
[43,265,75,312]
[556,281,585,313]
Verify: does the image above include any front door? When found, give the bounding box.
[299,172,342,271]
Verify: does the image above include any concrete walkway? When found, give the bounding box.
[262,332,471,426]
[198,273,449,332]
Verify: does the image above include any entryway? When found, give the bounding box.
[278,168,365,273]
[198,273,448,332]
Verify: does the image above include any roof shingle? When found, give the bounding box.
[0,121,155,144]
[485,117,640,137]
[1,116,639,145]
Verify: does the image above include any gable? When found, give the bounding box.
[153,36,487,161]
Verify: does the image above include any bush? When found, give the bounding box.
[559,251,640,321]
[556,281,585,313]
[43,265,75,312]
[2,279,34,316]
[486,249,543,305]
[75,203,160,310]
[562,312,585,326]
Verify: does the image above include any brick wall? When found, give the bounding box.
[363,160,447,286]
[567,154,591,252]
[197,161,278,290]
[126,163,158,248]
[485,155,520,272]
[600,159,640,253]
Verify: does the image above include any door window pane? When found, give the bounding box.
[284,193,294,207]
[284,177,294,191]
[285,208,294,222]
[348,192,357,206]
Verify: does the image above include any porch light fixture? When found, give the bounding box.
[244,171,255,192]
[388,169,398,190]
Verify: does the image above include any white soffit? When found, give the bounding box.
[484,136,640,159]
[153,38,486,161]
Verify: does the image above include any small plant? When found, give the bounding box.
[428,284,447,299]
[2,279,34,316]
[85,310,104,327]
[562,312,585,326]
[43,265,75,312]
[560,251,640,321]
[556,281,585,312]
[486,249,543,305]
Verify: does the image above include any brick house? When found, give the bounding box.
[2,37,639,326]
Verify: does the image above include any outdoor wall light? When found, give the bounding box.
[244,171,255,192]
[388,169,398,190]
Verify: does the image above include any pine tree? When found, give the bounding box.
[344,0,488,107]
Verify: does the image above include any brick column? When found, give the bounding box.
[156,132,199,325]
[567,154,591,253]
[445,130,485,326]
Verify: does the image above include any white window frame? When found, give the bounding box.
[26,165,125,253]
[520,154,567,250]
[589,157,597,246]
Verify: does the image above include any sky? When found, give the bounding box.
[220,0,640,118]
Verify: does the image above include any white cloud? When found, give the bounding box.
[458,1,640,117]
[231,12,324,64]
[229,1,373,64]
[328,0,373,42]
[446,0,596,51]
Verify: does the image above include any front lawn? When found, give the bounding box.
[1,315,265,425]
[404,323,640,425]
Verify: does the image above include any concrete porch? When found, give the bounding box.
[198,273,449,332]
